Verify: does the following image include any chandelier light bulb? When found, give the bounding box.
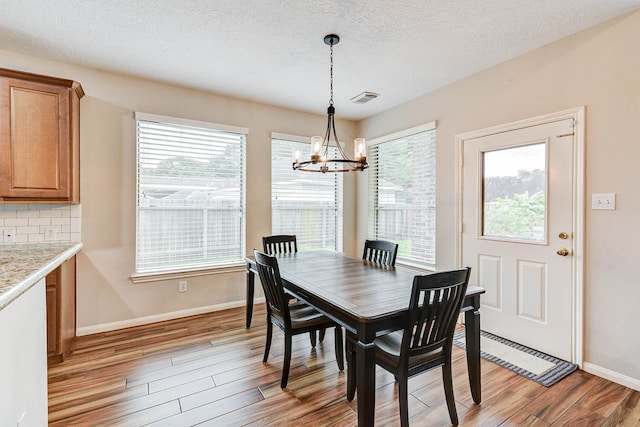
[354,138,367,163]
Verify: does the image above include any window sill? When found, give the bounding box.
[130,263,246,284]
[396,260,435,273]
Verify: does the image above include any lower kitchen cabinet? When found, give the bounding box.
[46,255,76,364]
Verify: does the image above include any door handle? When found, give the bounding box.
[556,248,570,256]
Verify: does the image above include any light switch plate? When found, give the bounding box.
[592,193,615,210]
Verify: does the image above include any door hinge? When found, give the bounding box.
[556,118,576,138]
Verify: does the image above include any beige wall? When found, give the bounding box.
[357,11,640,386]
[0,49,358,332]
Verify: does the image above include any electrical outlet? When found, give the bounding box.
[2,227,16,243]
[178,281,188,293]
[44,226,57,241]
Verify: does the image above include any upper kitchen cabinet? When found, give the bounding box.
[0,68,84,203]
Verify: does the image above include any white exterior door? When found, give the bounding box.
[461,116,579,361]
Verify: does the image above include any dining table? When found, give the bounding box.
[244,250,484,427]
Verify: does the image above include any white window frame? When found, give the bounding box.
[132,112,247,281]
[368,122,436,269]
[271,132,343,252]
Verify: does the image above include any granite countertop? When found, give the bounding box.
[0,242,83,311]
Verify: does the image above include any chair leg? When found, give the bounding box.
[319,328,326,342]
[346,332,356,401]
[398,374,409,427]
[263,319,273,363]
[309,330,317,348]
[442,361,459,425]
[281,332,292,388]
[334,326,344,371]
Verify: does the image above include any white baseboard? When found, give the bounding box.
[583,362,640,392]
[76,297,266,336]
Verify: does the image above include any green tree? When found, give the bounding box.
[208,144,240,178]
[484,190,545,240]
[156,156,209,177]
[484,169,545,202]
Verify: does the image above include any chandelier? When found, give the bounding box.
[292,34,368,173]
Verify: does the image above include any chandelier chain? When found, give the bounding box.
[329,42,334,106]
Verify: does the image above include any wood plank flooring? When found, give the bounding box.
[48,304,640,426]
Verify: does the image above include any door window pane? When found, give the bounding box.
[482,143,546,242]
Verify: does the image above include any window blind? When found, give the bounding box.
[271,138,343,251]
[368,127,436,267]
[135,114,246,274]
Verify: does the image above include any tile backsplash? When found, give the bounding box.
[0,204,81,245]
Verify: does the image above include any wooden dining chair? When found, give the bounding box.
[347,267,470,426]
[263,234,325,346]
[262,235,297,255]
[253,250,344,388]
[362,239,398,266]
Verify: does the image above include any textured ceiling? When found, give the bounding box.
[0,0,638,120]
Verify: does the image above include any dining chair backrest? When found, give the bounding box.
[401,268,470,367]
[263,235,298,255]
[254,250,290,326]
[362,239,398,266]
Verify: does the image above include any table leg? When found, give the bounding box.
[464,306,481,404]
[346,332,356,401]
[246,269,255,328]
[356,339,376,426]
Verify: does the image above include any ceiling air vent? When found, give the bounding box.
[350,91,379,104]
